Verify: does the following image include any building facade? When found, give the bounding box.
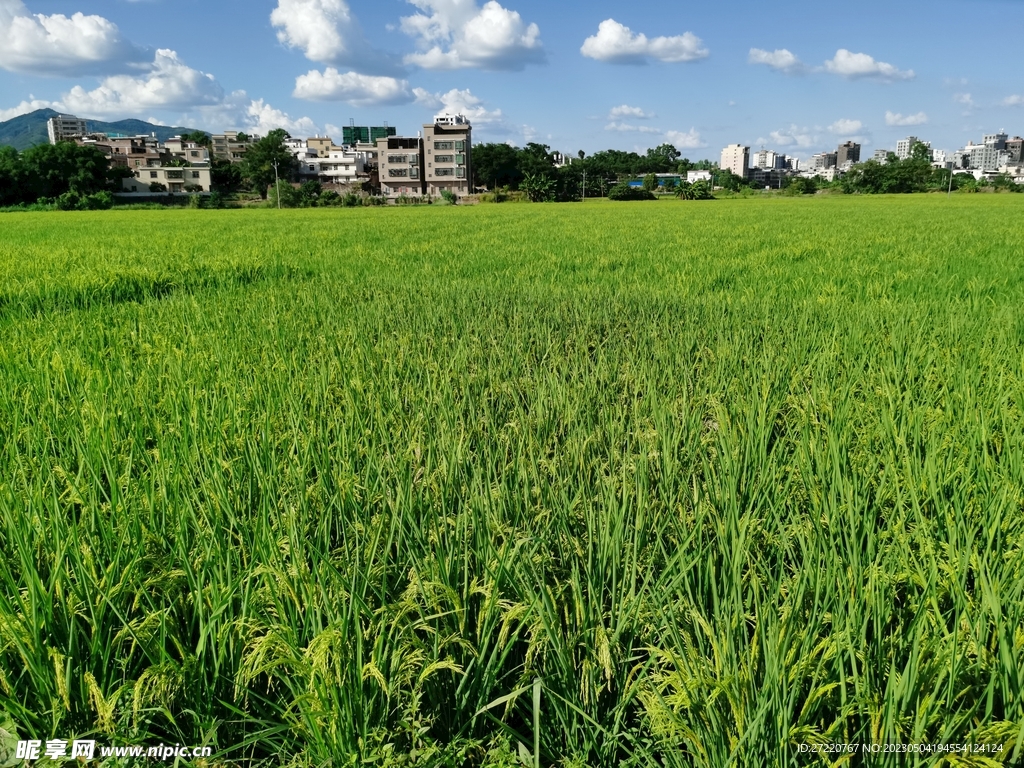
[211,131,257,163]
[836,141,861,166]
[122,166,212,193]
[720,144,749,178]
[47,114,88,144]
[377,136,423,197]
[423,115,471,197]
[1006,137,1024,164]
[343,126,396,146]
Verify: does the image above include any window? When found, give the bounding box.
[388,168,409,177]
[435,167,454,176]
[434,141,454,150]
[455,141,465,150]
[388,154,408,163]
[150,171,158,178]
[192,171,201,178]
[455,154,465,165]
[435,155,454,163]
[410,168,419,179]
[167,170,184,179]
[308,165,315,171]
[456,168,465,178]
[190,151,199,157]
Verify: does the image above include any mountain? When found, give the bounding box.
[0,109,202,151]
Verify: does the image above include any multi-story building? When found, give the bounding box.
[317,148,365,185]
[211,131,257,163]
[423,114,471,196]
[895,137,917,160]
[307,136,337,156]
[122,165,212,194]
[753,149,785,170]
[872,149,890,163]
[836,141,861,166]
[47,114,88,144]
[377,136,423,197]
[983,133,1008,150]
[163,137,210,165]
[812,152,837,170]
[1005,137,1023,164]
[343,125,396,146]
[720,144,749,178]
[74,134,167,170]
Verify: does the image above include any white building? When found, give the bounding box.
[720,144,749,178]
[122,165,212,194]
[163,137,210,165]
[317,148,364,184]
[47,114,88,144]
[753,149,784,170]
[687,170,712,183]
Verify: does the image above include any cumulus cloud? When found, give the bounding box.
[757,125,816,148]
[748,48,803,73]
[412,87,505,127]
[245,99,320,136]
[885,110,927,126]
[823,49,913,81]
[0,98,61,121]
[61,49,225,116]
[1003,95,1024,107]
[270,0,398,74]
[0,0,146,76]
[293,68,412,105]
[401,0,544,71]
[664,128,706,149]
[609,104,654,119]
[581,19,708,64]
[828,118,863,135]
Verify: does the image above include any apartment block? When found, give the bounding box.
[163,137,210,165]
[720,144,749,178]
[753,149,784,170]
[47,114,88,144]
[75,135,166,169]
[423,115,471,196]
[872,149,890,163]
[377,136,423,197]
[812,152,837,170]
[836,141,861,166]
[1006,137,1024,163]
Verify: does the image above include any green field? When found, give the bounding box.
[1,197,1023,767]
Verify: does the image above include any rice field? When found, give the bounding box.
[1,196,1024,767]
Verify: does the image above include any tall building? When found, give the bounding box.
[343,125,396,146]
[812,152,837,171]
[720,144,749,178]
[47,114,88,144]
[983,133,1008,150]
[895,137,920,160]
[423,114,471,196]
[836,141,861,166]
[753,149,784,169]
[872,149,890,163]
[1006,137,1023,164]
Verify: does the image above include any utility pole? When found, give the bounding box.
[582,169,586,202]
[947,161,954,197]
[273,160,281,209]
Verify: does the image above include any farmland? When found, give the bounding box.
[1,197,1023,766]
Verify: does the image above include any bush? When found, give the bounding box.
[440,189,458,205]
[342,192,361,207]
[607,183,656,201]
[149,182,167,193]
[319,190,342,207]
[81,191,114,210]
[55,191,81,211]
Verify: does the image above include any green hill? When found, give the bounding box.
[0,109,202,151]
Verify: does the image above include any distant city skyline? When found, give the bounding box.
[2,0,1023,159]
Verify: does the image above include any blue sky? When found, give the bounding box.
[1,0,1023,160]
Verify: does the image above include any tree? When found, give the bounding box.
[240,129,298,198]
[181,130,211,148]
[472,143,522,189]
[0,146,28,207]
[19,142,110,200]
[211,160,243,193]
[607,183,656,201]
[642,173,659,192]
[520,173,555,202]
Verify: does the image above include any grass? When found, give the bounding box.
[1,196,1023,766]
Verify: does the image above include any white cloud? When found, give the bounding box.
[609,104,654,119]
[757,125,816,148]
[605,121,661,134]
[0,0,146,76]
[828,118,863,134]
[270,0,397,74]
[664,128,706,149]
[954,93,974,106]
[0,98,61,121]
[823,49,913,81]
[748,48,803,73]
[245,99,320,136]
[61,49,225,116]
[885,110,927,126]
[293,68,412,105]
[401,0,544,71]
[1003,95,1024,107]
[581,19,708,64]
[413,87,505,126]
